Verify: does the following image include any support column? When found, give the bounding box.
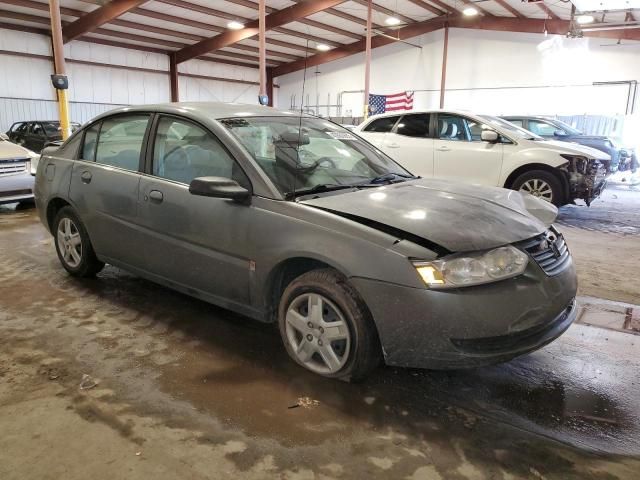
[49,0,71,140]
[439,24,449,109]
[258,0,267,102]
[363,0,372,119]
[169,52,179,102]
[266,67,274,107]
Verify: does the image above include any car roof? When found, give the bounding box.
[91,102,309,122]
[502,115,555,121]
[363,109,481,122]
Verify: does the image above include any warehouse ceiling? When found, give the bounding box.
[0,0,638,75]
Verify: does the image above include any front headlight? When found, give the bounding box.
[413,245,529,289]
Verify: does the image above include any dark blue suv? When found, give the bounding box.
[501,116,628,173]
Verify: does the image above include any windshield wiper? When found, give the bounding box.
[286,184,356,199]
[367,172,416,184]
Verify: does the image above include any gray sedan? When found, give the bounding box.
[34,103,577,381]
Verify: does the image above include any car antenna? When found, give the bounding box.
[293,39,310,199]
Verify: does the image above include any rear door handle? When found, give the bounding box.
[387,143,400,148]
[148,190,164,203]
[80,171,92,184]
[436,146,451,152]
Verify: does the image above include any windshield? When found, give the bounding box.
[221,116,413,197]
[479,115,544,141]
[551,119,582,135]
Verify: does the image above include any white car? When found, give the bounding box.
[0,135,40,204]
[355,110,610,206]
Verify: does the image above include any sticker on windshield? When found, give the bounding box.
[326,131,357,140]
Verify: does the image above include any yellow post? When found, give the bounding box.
[57,89,71,140]
[49,0,71,140]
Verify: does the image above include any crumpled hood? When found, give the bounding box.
[302,178,557,253]
[541,140,611,161]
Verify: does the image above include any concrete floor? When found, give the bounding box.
[1,183,639,480]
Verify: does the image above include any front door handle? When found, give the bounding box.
[148,190,164,203]
[387,143,400,148]
[436,146,451,152]
[80,171,92,184]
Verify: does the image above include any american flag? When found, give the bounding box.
[368,91,414,115]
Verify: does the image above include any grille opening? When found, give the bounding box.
[519,227,571,276]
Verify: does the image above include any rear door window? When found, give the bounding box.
[95,115,150,171]
[362,116,400,133]
[394,114,430,137]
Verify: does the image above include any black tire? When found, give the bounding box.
[278,268,381,382]
[511,169,565,207]
[53,206,104,277]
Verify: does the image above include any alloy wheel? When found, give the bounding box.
[57,217,83,268]
[285,293,351,374]
[520,179,554,202]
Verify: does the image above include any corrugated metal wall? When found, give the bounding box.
[0,97,126,132]
[1,28,261,132]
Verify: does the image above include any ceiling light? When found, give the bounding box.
[227,21,244,30]
[576,15,595,25]
[385,17,401,26]
[316,43,331,51]
[462,7,478,17]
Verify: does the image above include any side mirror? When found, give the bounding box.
[554,129,566,137]
[189,176,251,203]
[481,130,499,143]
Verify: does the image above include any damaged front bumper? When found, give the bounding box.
[561,157,608,206]
[350,242,578,369]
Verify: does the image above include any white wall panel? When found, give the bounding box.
[276,28,640,117]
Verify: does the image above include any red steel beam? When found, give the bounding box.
[407,0,446,17]
[169,52,179,102]
[272,15,640,77]
[351,0,415,25]
[174,0,346,64]
[537,2,559,20]
[63,0,148,42]
[439,25,448,108]
[492,0,524,18]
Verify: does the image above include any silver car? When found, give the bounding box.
[1,135,40,204]
[34,103,577,381]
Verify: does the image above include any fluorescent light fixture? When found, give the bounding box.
[576,14,595,24]
[385,16,401,26]
[227,21,244,30]
[316,43,331,51]
[462,7,478,17]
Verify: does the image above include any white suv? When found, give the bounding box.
[355,110,610,206]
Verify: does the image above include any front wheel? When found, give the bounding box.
[278,269,381,382]
[53,206,104,277]
[511,170,564,206]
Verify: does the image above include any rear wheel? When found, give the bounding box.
[278,268,381,382]
[512,170,564,206]
[53,206,104,277]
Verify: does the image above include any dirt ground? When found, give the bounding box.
[1,182,639,480]
[558,182,640,305]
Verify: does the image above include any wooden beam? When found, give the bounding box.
[351,0,415,25]
[0,9,278,65]
[439,25,448,108]
[425,0,458,14]
[169,52,179,102]
[174,0,346,64]
[9,0,306,58]
[272,15,640,78]
[537,2,559,20]
[273,16,449,77]
[159,0,359,40]
[63,0,148,42]
[406,0,446,17]
[492,0,524,18]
